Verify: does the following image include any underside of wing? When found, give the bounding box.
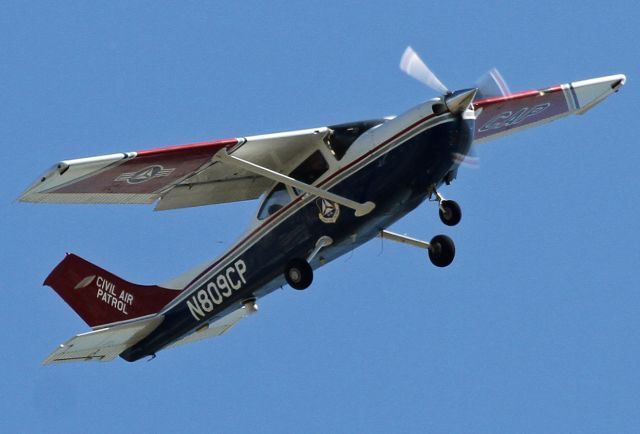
[20,126,330,210]
[473,74,625,144]
[20,138,238,205]
[155,127,329,210]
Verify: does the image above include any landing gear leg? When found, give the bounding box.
[378,231,456,268]
[284,258,313,290]
[435,191,461,226]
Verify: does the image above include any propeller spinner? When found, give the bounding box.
[399,46,511,168]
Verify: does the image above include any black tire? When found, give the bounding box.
[428,235,455,267]
[284,258,313,290]
[439,200,462,226]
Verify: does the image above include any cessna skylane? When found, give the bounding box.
[21,48,625,363]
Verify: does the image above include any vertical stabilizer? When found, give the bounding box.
[45,254,183,327]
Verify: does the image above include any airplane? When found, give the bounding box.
[20,47,625,364]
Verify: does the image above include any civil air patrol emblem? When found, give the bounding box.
[74,275,96,290]
[316,198,340,224]
[115,165,175,184]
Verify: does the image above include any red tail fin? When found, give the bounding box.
[45,253,183,327]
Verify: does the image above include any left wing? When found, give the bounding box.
[20,127,330,210]
[473,74,626,144]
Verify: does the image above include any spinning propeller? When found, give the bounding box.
[399,46,449,95]
[400,46,511,99]
[400,46,511,167]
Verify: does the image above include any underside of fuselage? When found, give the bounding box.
[120,113,475,362]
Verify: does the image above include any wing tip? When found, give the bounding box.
[572,73,626,115]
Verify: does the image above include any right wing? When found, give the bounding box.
[20,127,331,210]
[473,74,626,144]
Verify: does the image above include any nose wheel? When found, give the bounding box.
[284,258,313,290]
[433,191,461,226]
[439,200,461,226]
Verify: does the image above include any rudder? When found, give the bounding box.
[45,253,183,327]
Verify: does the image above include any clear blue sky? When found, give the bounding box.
[2,1,638,433]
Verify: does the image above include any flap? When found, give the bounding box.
[156,127,329,210]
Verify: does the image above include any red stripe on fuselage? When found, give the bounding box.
[171,110,442,302]
[318,113,439,188]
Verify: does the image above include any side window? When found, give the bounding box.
[257,151,330,220]
[257,183,289,220]
[290,150,329,195]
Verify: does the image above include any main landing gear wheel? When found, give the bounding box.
[428,235,455,267]
[439,199,461,226]
[284,258,313,290]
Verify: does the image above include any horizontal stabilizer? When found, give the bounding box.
[44,316,163,364]
[45,254,182,327]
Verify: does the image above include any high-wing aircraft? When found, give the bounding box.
[21,48,625,363]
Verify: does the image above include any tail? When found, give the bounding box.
[45,253,183,327]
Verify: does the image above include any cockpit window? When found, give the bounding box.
[257,183,289,220]
[324,119,386,160]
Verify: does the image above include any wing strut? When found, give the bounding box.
[215,149,375,217]
[378,230,431,250]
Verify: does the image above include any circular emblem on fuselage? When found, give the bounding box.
[316,198,340,224]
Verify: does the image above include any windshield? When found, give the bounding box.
[325,119,386,160]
